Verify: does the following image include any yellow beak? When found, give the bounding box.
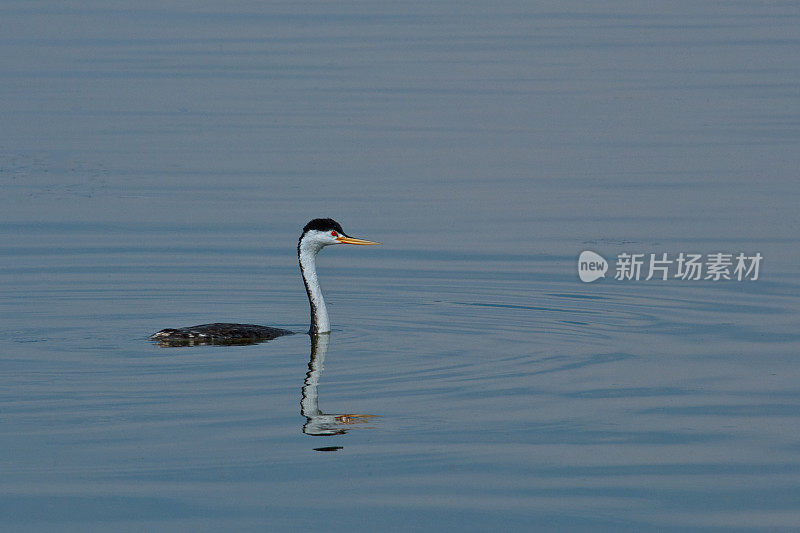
[336,236,381,245]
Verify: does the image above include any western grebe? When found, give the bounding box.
[150,218,380,346]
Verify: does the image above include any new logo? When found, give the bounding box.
[578,251,608,283]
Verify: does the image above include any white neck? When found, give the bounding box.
[298,239,330,334]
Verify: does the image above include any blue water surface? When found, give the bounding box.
[1,2,799,531]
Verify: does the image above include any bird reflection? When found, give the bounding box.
[301,334,376,436]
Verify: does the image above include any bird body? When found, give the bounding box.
[150,218,379,346]
[150,323,292,346]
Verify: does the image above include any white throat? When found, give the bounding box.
[298,238,330,334]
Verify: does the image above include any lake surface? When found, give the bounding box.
[2,2,800,531]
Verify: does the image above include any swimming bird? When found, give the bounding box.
[150,218,380,346]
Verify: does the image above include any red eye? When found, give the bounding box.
[331,231,338,237]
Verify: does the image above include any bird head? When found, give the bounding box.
[299,218,380,253]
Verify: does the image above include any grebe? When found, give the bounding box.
[151,218,380,346]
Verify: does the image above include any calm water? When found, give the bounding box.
[2,2,800,531]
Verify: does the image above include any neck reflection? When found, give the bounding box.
[301,334,376,436]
